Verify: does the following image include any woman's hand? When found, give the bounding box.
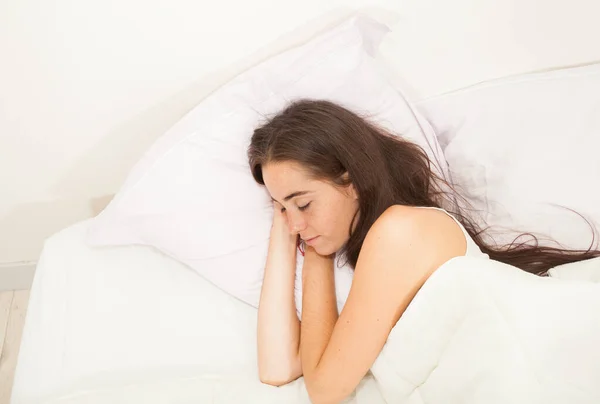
[299,243,338,401]
[302,246,335,277]
[271,201,298,247]
[256,200,302,386]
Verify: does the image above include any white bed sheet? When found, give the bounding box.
[11,219,384,403]
[14,218,600,404]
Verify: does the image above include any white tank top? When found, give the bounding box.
[416,206,490,260]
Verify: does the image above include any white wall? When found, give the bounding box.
[378,0,600,100]
[1,0,600,272]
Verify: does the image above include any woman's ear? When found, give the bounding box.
[341,171,358,200]
[348,183,358,200]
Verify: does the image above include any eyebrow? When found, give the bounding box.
[271,191,311,204]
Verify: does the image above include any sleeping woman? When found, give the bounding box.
[246,99,599,404]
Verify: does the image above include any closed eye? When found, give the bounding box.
[279,202,310,213]
[298,202,311,212]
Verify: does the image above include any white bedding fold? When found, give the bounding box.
[12,220,600,403]
[371,256,600,404]
[10,220,383,404]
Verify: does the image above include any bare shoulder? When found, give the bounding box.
[374,204,464,234]
[310,205,468,402]
[341,204,469,354]
[359,205,467,277]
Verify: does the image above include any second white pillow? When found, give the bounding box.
[417,64,600,251]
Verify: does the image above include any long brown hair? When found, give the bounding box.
[247,99,599,276]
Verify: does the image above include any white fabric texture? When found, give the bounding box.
[416,63,600,251]
[371,256,600,404]
[85,15,447,313]
[548,257,600,282]
[11,219,385,404]
[13,220,600,403]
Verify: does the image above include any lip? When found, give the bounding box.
[304,236,319,245]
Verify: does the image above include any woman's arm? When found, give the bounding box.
[257,204,302,386]
[299,249,337,380]
[299,206,467,404]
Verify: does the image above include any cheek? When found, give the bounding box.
[308,206,332,235]
[337,198,358,236]
[311,196,355,240]
[319,203,346,236]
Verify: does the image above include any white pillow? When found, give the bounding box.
[416,64,600,251]
[86,15,448,312]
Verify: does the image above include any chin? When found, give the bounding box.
[315,247,331,256]
[315,242,340,257]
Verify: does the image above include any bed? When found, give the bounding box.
[11,3,600,404]
[11,218,600,404]
[10,219,384,403]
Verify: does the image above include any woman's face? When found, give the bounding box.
[262,161,359,256]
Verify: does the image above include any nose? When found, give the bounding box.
[287,211,307,235]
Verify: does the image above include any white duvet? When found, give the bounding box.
[372,257,600,404]
[12,220,600,404]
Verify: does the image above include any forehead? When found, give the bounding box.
[262,161,317,197]
[263,161,310,182]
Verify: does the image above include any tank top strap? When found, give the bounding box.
[413,206,489,259]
